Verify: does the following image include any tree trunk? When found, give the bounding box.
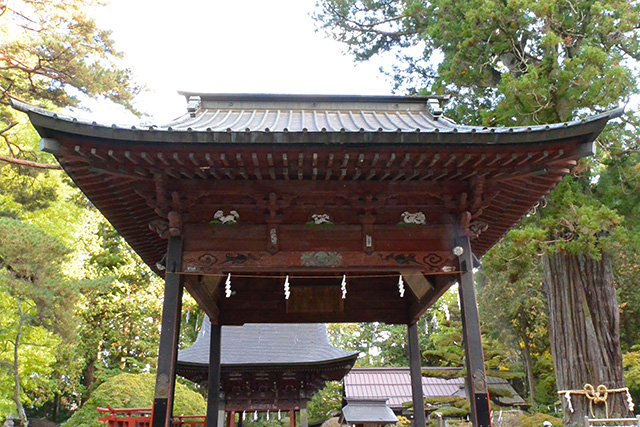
[543,251,629,427]
[13,300,29,427]
[521,330,536,404]
[81,359,95,403]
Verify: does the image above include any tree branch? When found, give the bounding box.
[0,154,61,170]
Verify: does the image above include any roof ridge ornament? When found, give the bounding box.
[187,96,201,117]
[427,97,444,117]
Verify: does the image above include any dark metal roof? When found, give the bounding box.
[178,321,358,368]
[344,367,525,409]
[11,97,622,146]
[341,398,398,424]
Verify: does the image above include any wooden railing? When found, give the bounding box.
[97,407,206,427]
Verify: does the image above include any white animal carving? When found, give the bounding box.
[213,210,239,224]
[401,211,426,225]
[311,213,332,224]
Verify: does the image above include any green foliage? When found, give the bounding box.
[73,217,165,394]
[307,381,343,423]
[425,395,469,417]
[0,217,79,422]
[62,373,206,427]
[421,290,464,367]
[623,351,640,409]
[0,0,140,201]
[516,412,562,427]
[328,322,414,367]
[421,368,460,380]
[1,0,139,111]
[530,352,558,406]
[314,0,639,124]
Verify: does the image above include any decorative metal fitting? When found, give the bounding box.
[452,246,464,256]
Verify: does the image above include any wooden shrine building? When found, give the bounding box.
[177,321,357,426]
[13,93,621,427]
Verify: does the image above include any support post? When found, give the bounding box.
[456,236,492,427]
[289,410,296,427]
[206,323,223,427]
[228,411,236,427]
[408,322,426,427]
[152,236,184,427]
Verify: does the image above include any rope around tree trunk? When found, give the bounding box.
[557,384,635,418]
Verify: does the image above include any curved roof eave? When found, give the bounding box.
[178,352,359,371]
[11,99,623,148]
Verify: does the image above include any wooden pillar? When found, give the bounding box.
[289,410,296,427]
[206,323,223,427]
[408,322,426,427]
[152,236,184,427]
[456,236,492,427]
[228,411,236,427]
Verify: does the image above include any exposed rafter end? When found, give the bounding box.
[577,141,597,157]
[39,138,60,154]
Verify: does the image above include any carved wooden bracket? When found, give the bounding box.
[149,220,170,239]
[167,211,182,237]
[460,211,489,239]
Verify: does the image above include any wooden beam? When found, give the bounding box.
[189,275,222,324]
[401,270,433,300]
[181,250,456,273]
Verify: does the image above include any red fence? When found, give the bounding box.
[97,407,206,427]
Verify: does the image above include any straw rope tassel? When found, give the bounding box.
[341,274,347,299]
[557,384,635,418]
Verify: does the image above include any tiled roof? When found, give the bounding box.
[344,367,525,409]
[165,93,454,133]
[12,95,622,146]
[178,320,358,367]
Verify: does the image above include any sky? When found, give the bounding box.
[78,0,396,124]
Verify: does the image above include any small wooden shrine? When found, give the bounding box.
[13,93,621,427]
[177,322,357,425]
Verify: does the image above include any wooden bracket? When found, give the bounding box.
[400,270,433,300]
